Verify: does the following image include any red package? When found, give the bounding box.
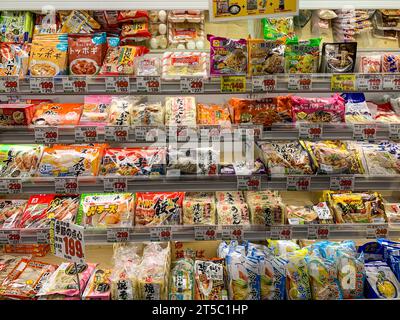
[121,21,152,40]
[117,10,149,23]
[135,192,184,226]
[18,194,55,229]
[0,104,34,126]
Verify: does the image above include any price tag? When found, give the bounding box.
[353,124,377,140]
[383,74,400,90]
[103,177,128,193]
[237,175,261,191]
[0,76,19,93]
[150,226,172,242]
[298,123,323,139]
[270,225,292,240]
[286,176,311,191]
[389,123,400,140]
[62,76,88,93]
[220,76,246,93]
[366,224,389,239]
[0,229,21,245]
[0,179,22,194]
[105,126,129,142]
[30,77,55,93]
[34,126,58,143]
[36,229,50,244]
[200,126,221,141]
[50,220,85,264]
[307,225,330,240]
[288,74,312,91]
[222,225,243,241]
[136,76,161,93]
[330,176,355,191]
[105,76,130,93]
[194,226,217,241]
[356,74,383,91]
[107,228,130,242]
[252,75,277,92]
[55,177,79,194]
[75,126,97,143]
[330,74,356,91]
[180,77,204,93]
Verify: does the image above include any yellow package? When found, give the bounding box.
[247,39,285,76]
[286,248,312,300]
[60,10,100,33]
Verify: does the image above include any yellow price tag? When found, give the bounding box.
[220,76,246,93]
[331,74,356,91]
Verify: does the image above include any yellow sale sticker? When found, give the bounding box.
[220,76,246,93]
[331,74,356,91]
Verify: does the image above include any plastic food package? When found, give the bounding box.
[82,268,112,300]
[80,95,112,125]
[342,93,373,123]
[208,35,247,76]
[0,43,30,77]
[360,141,400,175]
[148,11,168,50]
[216,191,245,204]
[108,96,145,126]
[99,45,149,75]
[165,96,196,126]
[169,254,195,300]
[359,54,382,73]
[247,39,285,76]
[0,104,34,126]
[0,144,43,178]
[38,263,96,298]
[76,193,135,228]
[161,51,208,80]
[100,147,166,176]
[326,191,387,223]
[183,192,216,225]
[216,193,250,225]
[60,10,100,33]
[262,17,294,40]
[120,20,151,42]
[229,96,292,126]
[117,11,149,23]
[135,192,183,226]
[365,261,400,299]
[303,140,364,174]
[68,32,107,75]
[290,94,346,123]
[245,191,285,225]
[194,259,228,300]
[36,144,105,177]
[382,53,400,73]
[320,42,357,73]
[196,103,231,126]
[3,244,50,257]
[0,200,27,229]
[374,102,400,123]
[32,103,83,126]
[29,34,68,76]
[286,205,318,224]
[167,148,197,174]
[131,102,165,126]
[284,37,321,73]
[373,10,400,31]
[259,141,314,175]
[285,249,312,300]
[384,203,400,223]
[1,258,57,299]
[134,56,161,76]
[92,10,119,29]
[0,11,34,43]
[0,255,29,286]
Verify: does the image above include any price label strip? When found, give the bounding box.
[298,123,323,139]
[220,76,246,93]
[287,176,311,191]
[269,225,292,240]
[105,126,129,142]
[366,224,389,239]
[237,175,261,191]
[307,225,330,240]
[50,220,85,264]
[55,177,79,194]
[330,74,356,91]
[194,226,218,241]
[288,74,312,91]
[356,74,383,91]
[34,126,59,143]
[36,229,50,244]
[252,75,277,92]
[0,179,22,194]
[221,225,243,241]
[353,124,377,140]
[107,227,130,242]
[0,229,21,245]
[30,77,55,93]
[105,76,130,93]
[330,176,355,191]
[136,76,161,93]
[200,126,221,141]
[0,76,19,93]
[62,76,88,93]
[150,226,173,242]
[383,74,400,91]
[75,126,98,143]
[180,77,204,93]
[103,177,128,193]
[389,123,400,140]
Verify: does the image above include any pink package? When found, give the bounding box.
[208,35,247,76]
[359,55,382,73]
[290,94,346,123]
[80,95,113,125]
[82,268,111,300]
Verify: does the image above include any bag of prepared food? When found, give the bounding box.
[194,258,228,300]
[196,103,231,126]
[80,95,112,125]
[0,200,27,229]
[117,11,149,23]
[0,104,34,126]
[0,11,34,43]
[285,37,321,73]
[365,261,400,299]
[131,102,165,126]
[60,10,100,33]
[360,141,400,175]
[320,42,357,73]
[169,256,195,300]
[162,51,208,80]
[285,248,312,300]
[108,96,145,126]
[121,21,152,41]
[0,43,30,77]
[183,192,216,225]
[32,103,83,126]
[262,17,294,40]
[100,45,149,75]
[359,54,382,73]
[382,53,400,73]
[248,39,285,76]
[82,268,112,300]
[165,96,196,126]
[0,144,43,178]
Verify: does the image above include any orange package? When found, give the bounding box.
[197,103,232,126]
[32,103,83,126]
[228,96,292,126]
[4,244,50,257]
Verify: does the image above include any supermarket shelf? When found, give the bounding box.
[6,223,400,245]
[299,0,400,9]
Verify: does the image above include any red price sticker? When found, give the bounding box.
[107,227,130,242]
[237,175,261,191]
[367,224,389,239]
[288,74,312,91]
[220,76,246,93]
[30,77,55,93]
[251,75,277,92]
[75,126,97,143]
[150,226,172,242]
[353,124,377,140]
[55,177,79,194]
[180,77,204,93]
[287,176,311,191]
[307,225,330,240]
[34,127,58,143]
[357,74,383,91]
[299,123,323,139]
[383,74,400,91]
[222,225,243,241]
[194,226,217,241]
[62,76,88,93]
[0,76,19,93]
[0,179,22,194]
[0,230,21,245]
[137,76,161,93]
[330,176,355,191]
[105,76,130,93]
[103,177,128,193]
[105,125,129,142]
[270,225,292,240]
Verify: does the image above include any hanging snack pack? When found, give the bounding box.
[320,42,357,73]
[247,39,285,76]
[284,37,321,73]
